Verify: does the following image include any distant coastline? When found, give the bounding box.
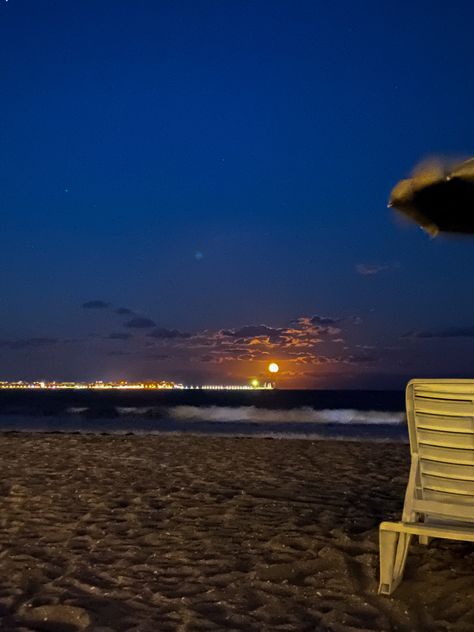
[0,380,274,391]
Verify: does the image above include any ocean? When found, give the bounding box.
[0,389,407,441]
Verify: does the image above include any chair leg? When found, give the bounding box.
[379,526,412,595]
[418,535,430,545]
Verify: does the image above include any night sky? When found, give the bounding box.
[1,0,474,388]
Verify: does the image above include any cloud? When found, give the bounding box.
[287,317,342,340]
[125,317,156,329]
[310,315,339,326]
[114,307,134,315]
[222,325,283,339]
[184,314,352,370]
[403,326,474,339]
[199,353,239,364]
[187,316,347,365]
[0,337,58,350]
[288,354,334,365]
[7,311,356,382]
[219,318,342,347]
[148,327,191,339]
[355,262,400,276]
[82,300,111,309]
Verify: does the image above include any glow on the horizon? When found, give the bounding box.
[268,362,279,374]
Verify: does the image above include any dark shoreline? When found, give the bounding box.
[0,423,409,442]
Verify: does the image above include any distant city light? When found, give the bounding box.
[0,380,273,391]
[268,362,279,374]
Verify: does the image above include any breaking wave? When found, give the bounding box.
[0,406,406,440]
[121,405,405,425]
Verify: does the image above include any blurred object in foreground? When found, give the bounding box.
[389,157,474,236]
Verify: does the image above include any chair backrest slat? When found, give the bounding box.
[414,397,474,416]
[413,383,474,396]
[406,380,474,523]
[416,413,474,433]
[417,428,474,449]
[420,460,474,480]
[418,443,474,465]
[412,498,474,521]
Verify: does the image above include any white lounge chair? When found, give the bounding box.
[379,379,474,595]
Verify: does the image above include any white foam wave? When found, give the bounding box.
[167,406,404,425]
[116,407,153,415]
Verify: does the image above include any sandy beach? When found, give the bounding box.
[0,434,472,632]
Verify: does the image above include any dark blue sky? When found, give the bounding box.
[1,0,473,387]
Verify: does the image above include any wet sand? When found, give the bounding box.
[0,434,472,631]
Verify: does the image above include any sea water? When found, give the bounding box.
[0,390,407,441]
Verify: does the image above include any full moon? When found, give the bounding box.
[268,362,279,374]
